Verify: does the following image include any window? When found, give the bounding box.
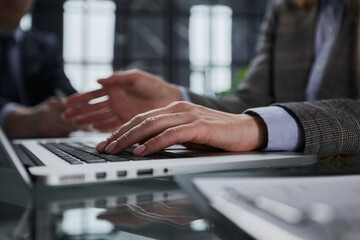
[58,0,267,94]
[63,0,116,92]
[189,5,232,95]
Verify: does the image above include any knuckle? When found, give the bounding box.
[165,128,179,140]
[132,113,146,123]
[108,129,121,140]
[148,136,161,148]
[168,101,180,107]
[143,116,158,127]
[170,101,192,111]
[120,132,132,143]
[132,69,142,77]
[176,101,188,108]
[111,129,120,137]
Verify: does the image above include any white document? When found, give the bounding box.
[193,175,360,240]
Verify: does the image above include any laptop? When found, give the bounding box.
[0,128,317,187]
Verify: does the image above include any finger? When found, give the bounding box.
[95,106,171,152]
[63,100,110,119]
[98,71,136,86]
[72,109,117,125]
[66,88,107,106]
[133,124,196,156]
[95,102,191,153]
[98,69,156,87]
[103,112,192,154]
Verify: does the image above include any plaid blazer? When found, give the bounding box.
[189,0,360,157]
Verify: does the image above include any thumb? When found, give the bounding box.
[98,71,138,87]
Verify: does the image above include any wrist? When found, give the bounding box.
[163,82,182,104]
[251,115,268,149]
[3,106,39,137]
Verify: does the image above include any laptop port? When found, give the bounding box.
[59,174,84,183]
[96,172,106,179]
[137,168,153,176]
[117,171,127,178]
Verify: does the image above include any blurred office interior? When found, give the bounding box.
[23,0,267,95]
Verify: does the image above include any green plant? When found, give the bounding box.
[216,65,249,97]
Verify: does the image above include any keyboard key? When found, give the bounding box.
[41,143,83,165]
[67,143,131,162]
[44,143,106,164]
[41,142,192,165]
[82,159,107,164]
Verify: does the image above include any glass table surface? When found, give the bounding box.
[0,166,227,240]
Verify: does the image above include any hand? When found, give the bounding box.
[63,69,182,131]
[4,97,79,138]
[95,101,268,156]
[97,199,199,227]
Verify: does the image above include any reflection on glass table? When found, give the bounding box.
[0,167,220,240]
[57,190,214,240]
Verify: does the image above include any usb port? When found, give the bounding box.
[117,171,127,178]
[137,169,153,176]
[59,174,84,183]
[96,172,106,179]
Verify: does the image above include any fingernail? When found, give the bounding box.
[96,140,108,152]
[105,141,117,153]
[133,145,146,155]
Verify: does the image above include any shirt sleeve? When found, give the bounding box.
[0,103,18,127]
[245,106,304,151]
[178,86,192,102]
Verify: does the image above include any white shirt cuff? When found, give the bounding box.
[0,103,18,127]
[178,86,192,102]
[245,106,302,151]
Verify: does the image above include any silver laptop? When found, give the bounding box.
[0,128,317,187]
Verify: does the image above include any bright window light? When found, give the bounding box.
[189,5,232,95]
[63,0,116,92]
[61,208,113,235]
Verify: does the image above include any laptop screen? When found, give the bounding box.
[0,128,33,187]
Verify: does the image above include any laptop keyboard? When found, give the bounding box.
[41,142,191,165]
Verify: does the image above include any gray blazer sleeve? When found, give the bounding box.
[276,99,360,157]
[188,1,280,113]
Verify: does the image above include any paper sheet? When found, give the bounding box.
[194,175,360,240]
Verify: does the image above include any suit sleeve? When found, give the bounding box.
[275,99,360,157]
[188,0,280,113]
[0,97,12,109]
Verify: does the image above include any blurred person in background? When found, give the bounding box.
[0,0,79,138]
